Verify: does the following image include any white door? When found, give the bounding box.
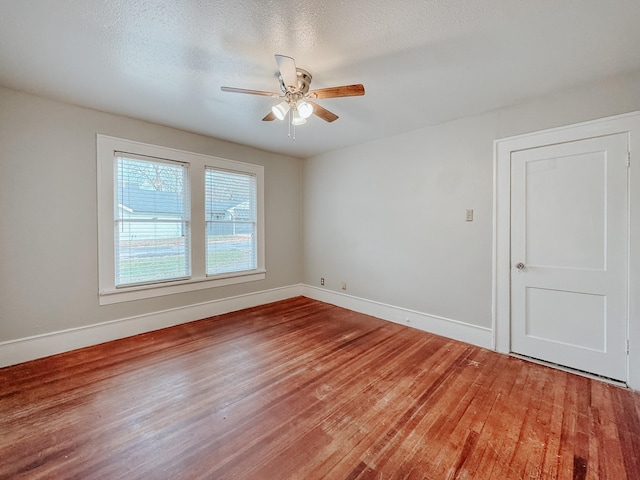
[510,133,628,381]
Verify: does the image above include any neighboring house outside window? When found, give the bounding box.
[97,135,265,305]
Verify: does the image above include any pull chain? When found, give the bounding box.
[287,106,296,141]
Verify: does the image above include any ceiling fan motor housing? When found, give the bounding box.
[279,68,312,95]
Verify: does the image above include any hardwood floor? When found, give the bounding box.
[1,297,639,479]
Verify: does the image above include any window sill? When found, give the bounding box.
[99,270,266,305]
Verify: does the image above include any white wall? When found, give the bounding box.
[0,87,303,344]
[303,69,640,334]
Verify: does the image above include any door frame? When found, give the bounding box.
[493,111,640,390]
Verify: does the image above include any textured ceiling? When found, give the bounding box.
[1,0,640,158]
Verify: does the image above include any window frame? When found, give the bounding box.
[97,135,265,305]
[114,153,192,287]
[204,166,258,277]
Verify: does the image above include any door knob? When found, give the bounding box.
[515,262,526,270]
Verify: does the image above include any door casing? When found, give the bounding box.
[493,111,640,390]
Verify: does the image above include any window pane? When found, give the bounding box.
[205,168,257,275]
[115,156,190,286]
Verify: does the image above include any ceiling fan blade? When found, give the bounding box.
[275,54,298,91]
[221,86,278,97]
[309,101,339,123]
[262,111,276,121]
[309,84,365,99]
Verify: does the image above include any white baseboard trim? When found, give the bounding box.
[302,286,494,350]
[1,284,494,369]
[0,284,304,368]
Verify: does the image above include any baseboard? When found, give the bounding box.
[0,284,304,368]
[1,284,494,369]
[302,286,494,350]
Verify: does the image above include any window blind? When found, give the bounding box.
[115,155,190,286]
[205,168,257,275]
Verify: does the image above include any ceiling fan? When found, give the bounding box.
[221,54,365,129]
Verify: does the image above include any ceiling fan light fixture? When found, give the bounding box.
[291,109,307,126]
[297,100,313,119]
[271,101,290,120]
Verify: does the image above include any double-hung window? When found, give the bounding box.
[97,135,265,305]
[115,154,190,287]
[205,168,257,276]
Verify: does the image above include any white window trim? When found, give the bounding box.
[97,134,265,305]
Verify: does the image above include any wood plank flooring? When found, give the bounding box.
[1,296,639,479]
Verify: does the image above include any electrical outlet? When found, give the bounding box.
[320,277,324,286]
[465,209,474,222]
[341,282,347,291]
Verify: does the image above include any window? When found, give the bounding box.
[115,155,190,286]
[205,168,257,276]
[97,135,265,305]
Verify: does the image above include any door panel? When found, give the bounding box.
[525,152,605,270]
[510,133,628,380]
[525,288,605,352]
